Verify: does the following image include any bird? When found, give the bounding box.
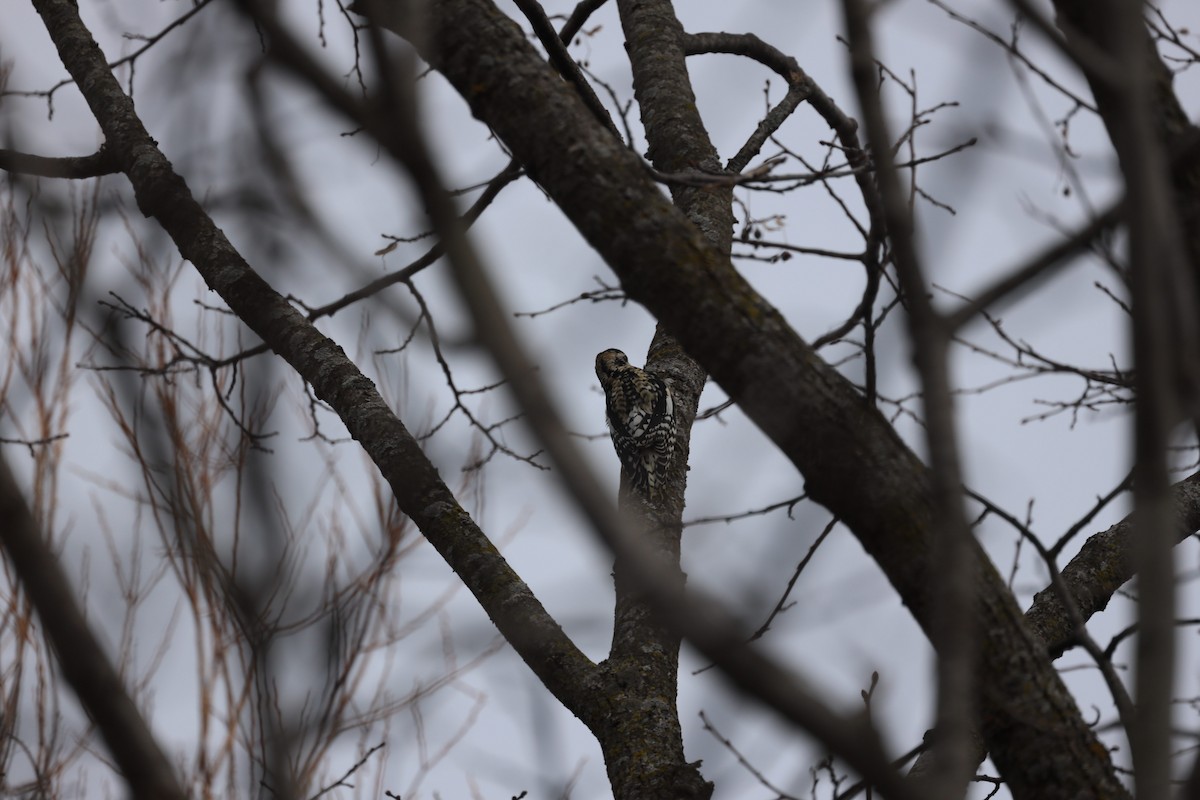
[595,348,676,499]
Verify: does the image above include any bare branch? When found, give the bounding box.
[925,0,1099,112]
[841,1,975,794]
[946,204,1121,332]
[0,147,118,179]
[701,710,801,800]
[3,0,216,111]
[745,516,836,643]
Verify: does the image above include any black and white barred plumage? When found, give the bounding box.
[595,349,675,499]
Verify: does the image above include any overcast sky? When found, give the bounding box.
[3,1,1200,798]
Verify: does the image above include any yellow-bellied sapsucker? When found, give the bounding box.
[595,348,675,499]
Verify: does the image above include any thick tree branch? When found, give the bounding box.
[364,1,1126,797]
[602,3,725,796]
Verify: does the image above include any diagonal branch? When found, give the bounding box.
[946,203,1121,332]
[25,0,601,727]
[0,454,187,800]
[1026,470,1200,658]
[512,0,621,139]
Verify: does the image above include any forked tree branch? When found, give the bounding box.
[512,0,621,139]
[355,1,1127,797]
